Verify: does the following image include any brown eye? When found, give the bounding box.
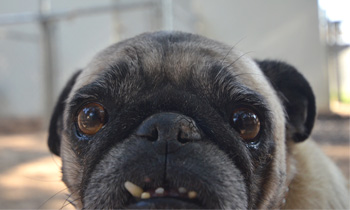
[231,108,260,141]
[76,103,107,135]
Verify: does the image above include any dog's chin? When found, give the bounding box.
[126,198,203,209]
[122,179,210,209]
[83,176,219,209]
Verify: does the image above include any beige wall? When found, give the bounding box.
[191,0,329,112]
[0,0,330,119]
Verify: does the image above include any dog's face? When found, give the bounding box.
[48,31,315,209]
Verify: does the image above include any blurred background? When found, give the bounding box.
[0,0,349,209]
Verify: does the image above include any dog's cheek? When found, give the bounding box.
[82,140,149,209]
[61,134,84,209]
[256,114,288,209]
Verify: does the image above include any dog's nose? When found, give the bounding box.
[135,112,201,153]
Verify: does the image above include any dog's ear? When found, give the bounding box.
[256,60,316,142]
[48,70,81,156]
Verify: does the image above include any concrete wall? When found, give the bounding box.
[192,0,329,112]
[0,0,329,120]
[0,0,115,118]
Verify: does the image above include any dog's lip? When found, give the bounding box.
[124,181,205,208]
[126,197,203,209]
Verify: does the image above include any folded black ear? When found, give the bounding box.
[48,70,81,156]
[256,60,316,142]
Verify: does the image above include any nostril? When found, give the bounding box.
[138,127,158,142]
[177,124,202,144]
[177,132,187,144]
[178,132,191,144]
[149,128,158,141]
[135,113,202,144]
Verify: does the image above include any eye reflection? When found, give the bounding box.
[231,108,260,141]
[76,103,107,135]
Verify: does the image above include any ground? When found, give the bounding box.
[0,115,348,209]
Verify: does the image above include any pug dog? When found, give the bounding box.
[48,31,349,209]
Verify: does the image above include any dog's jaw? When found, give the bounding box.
[57,32,292,209]
[81,136,248,209]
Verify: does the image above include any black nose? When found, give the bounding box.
[135,112,201,153]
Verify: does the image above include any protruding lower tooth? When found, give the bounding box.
[124,181,143,198]
[141,192,151,199]
[178,187,187,194]
[188,191,197,199]
[155,187,165,195]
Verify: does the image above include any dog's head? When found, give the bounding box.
[48,31,315,209]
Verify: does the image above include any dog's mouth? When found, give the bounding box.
[124,181,204,209]
[81,138,247,209]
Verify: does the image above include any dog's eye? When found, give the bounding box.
[76,103,107,135]
[231,108,260,141]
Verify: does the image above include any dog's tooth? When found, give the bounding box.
[155,187,165,195]
[124,181,143,198]
[188,191,197,199]
[178,187,187,194]
[141,192,151,199]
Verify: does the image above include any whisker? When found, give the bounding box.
[37,187,68,210]
[60,197,79,210]
[231,72,266,79]
[220,36,247,66]
[50,153,62,169]
[220,46,235,66]
[215,51,254,84]
[225,51,254,70]
[60,190,79,210]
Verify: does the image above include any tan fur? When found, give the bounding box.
[63,34,289,208]
[55,32,348,209]
[284,140,350,209]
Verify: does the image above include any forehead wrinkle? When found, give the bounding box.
[69,32,236,97]
[66,83,105,113]
[68,92,96,108]
[117,34,230,87]
[205,62,270,109]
